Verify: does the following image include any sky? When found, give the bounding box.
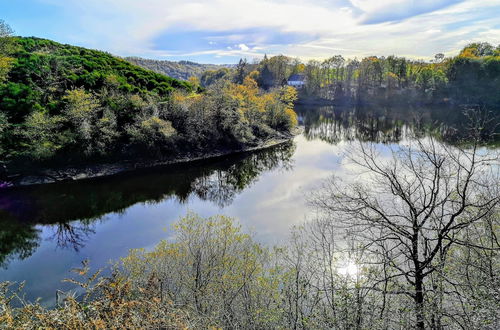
[1,0,499,64]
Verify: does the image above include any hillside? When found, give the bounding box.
[0,37,192,165]
[126,57,228,80]
[0,37,298,181]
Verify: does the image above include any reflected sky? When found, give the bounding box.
[0,104,488,305]
[0,134,343,305]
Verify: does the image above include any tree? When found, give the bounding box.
[460,42,495,57]
[331,55,345,82]
[304,60,322,96]
[267,55,291,86]
[0,20,14,82]
[187,76,200,88]
[120,213,276,329]
[234,58,248,84]
[22,111,64,159]
[434,53,445,63]
[358,56,383,89]
[200,68,231,87]
[63,89,100,154]
[258,62,274,90]
[311,113,499,329]
[0,20,13,49]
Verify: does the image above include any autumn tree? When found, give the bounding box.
[267,55,291,86]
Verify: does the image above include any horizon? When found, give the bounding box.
[1,0,500,64]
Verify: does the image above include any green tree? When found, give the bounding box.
[234,58,248,84]
[63,89,100,154]
[22,111,64,159]
[0,20,14,82]
[120,213,276,328]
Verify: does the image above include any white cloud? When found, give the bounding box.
[349,0,464,23]
[238,44,250,51]
[39,0,500,62]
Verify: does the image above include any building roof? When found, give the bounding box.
[288,74,306,82]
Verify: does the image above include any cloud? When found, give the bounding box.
[238,44,250,51]
[14,0,500,62]
[350,0,465,24]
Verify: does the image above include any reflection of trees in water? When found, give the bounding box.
[298,105,485,145]
[193,145,295,207]
[304,116,410,144]
[0,142,295,265]
[300,106,412,144]
[49,222,96,252]
[0,213,40,268]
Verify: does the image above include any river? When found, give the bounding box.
[0,104,490,306]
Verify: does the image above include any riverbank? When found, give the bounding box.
[2,127,302,188]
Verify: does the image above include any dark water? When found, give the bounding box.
[0,104,492,306]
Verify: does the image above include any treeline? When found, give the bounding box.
[126,57,228,81]
[0,22,297,174]
[201,43,500,109]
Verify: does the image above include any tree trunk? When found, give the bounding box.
[415,271,425,330]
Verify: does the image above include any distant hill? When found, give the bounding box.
[126,57,230,80]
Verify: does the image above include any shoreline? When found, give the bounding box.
[3,127,302,188]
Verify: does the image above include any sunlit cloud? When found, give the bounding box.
[1,0,499,63]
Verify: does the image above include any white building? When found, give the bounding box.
[287,74,306,88]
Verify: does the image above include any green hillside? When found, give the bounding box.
[0,37,297,174]
[0,37,194,165]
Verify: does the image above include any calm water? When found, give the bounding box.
[0,105,483,305]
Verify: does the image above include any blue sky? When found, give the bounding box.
[1,0,499,64]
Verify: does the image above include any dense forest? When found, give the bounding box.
[202,43,500,110]
[126,57,229,81]
[0,22,297,177]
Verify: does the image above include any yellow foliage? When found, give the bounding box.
[171,91,202,107]
[248,70,260,81]
[140,116,176,138]
[459,47,479,58]
[128,94,147,108]
[63,88,100,120]
[278,85,298,108]
[105,74,121,87]
[285,108,298,127]
[224,77,298,130]
[0,56,14,82]
[188,76,200,87]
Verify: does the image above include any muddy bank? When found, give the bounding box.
[2,128,302,188]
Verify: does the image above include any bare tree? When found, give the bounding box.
[311,114,499,329]
[0,20,11,35]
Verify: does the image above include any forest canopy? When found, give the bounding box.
[0,33,297,172]
[201,43,500,110]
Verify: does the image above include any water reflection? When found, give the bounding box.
[0,214,40,268]
[0,142,295,267]
[296,105,496,145]
[1,104,496,302]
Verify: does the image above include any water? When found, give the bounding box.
[0,104,489,305]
